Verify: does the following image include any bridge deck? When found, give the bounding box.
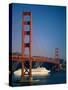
[9,55,60,65]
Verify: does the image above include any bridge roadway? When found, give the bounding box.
[10,55,60,65]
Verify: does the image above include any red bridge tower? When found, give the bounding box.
[22,12,32,81]
[55,48,60,71]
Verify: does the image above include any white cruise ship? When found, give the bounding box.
[14,67,50,77]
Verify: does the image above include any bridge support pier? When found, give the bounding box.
[57,64,60,71]
[22,60,24,79]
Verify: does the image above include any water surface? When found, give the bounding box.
[11,70,66,86]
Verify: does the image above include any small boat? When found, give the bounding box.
[14,67,50,77]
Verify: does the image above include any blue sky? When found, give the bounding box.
[12,3,66,60]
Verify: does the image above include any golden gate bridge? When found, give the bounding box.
[10,12,60,81]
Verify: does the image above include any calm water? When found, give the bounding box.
[11,70,66,86]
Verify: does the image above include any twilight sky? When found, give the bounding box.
[12,3,66,60]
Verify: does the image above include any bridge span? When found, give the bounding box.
[10,55,60,65]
